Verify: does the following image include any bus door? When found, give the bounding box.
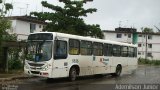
[92,42,107,74]
[79,40,93,75]
[52,38,68,78]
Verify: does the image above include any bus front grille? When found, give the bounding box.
[31,71,40,74]
[28,63,44,67]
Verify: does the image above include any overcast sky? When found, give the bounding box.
[5,0,160,31]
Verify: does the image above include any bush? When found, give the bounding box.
[8,59,22,70]
[153,60,160,65]
[8,47,24,70]
[138,58,160,65]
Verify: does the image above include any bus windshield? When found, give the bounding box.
[26,41,52,62]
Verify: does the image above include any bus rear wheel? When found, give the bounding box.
[111,65,122,77]
[69,67,77,81]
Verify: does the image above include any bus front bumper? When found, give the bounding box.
[24,69,51,78]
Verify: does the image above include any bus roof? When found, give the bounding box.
[30,32,137,47]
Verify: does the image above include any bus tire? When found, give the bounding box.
[69,67,77,81]
[111,65,122,77]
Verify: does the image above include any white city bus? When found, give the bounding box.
[24,32,137,81]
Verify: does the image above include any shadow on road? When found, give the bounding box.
[45,74,119,84]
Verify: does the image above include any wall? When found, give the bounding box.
[104,32,132,43]
[9,20,44,41]
[137,34,160,60]
[103,31,160,60]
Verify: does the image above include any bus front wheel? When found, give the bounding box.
[111,65,122,77]
[69,67,77,81]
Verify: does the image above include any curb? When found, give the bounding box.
[0,75,37,82]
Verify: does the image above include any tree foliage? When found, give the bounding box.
[0,1,15,48]
[0,0,13,40]
[0,0,13,16]
[31,0,104,39]
[141,27,153,33]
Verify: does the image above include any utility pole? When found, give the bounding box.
[141,27,148,63]
[18,7,24,15]
[119,21,121,28]
[26,4,29,15]
[145,33,148,62]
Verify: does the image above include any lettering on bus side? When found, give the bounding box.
[72,59,79,63]
[100,58,109,65]
[64,62,68,66]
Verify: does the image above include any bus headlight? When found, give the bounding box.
[24,65,29,69]
[42,65,49,71]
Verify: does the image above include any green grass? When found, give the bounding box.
[138,58,160,65]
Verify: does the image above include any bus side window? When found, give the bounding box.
[93,42,103,56]
[104,43,112,56]
[121,46,128,57]
[128,47,134,57]
[112,45,121,57]
[69,39,80,55]
[54,40,67,59]
[80,41,92,55]
[134,47,137,57]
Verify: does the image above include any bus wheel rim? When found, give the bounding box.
[71,69,76,80]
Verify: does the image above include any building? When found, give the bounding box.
[6,16,46,40]
[103,27,160,60]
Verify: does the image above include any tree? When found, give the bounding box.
[0,0,13,41]
[141,27,153,33]
[31,0,104,39]
[0,0,14,46]
[0,0,14,72]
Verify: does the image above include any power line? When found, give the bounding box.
[154,25,160,32]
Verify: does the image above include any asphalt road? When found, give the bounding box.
[1,65,160,90]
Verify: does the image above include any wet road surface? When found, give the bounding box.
[1,65,160,90]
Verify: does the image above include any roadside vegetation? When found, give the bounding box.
[0,0,24,73]
[138,58,160,65]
